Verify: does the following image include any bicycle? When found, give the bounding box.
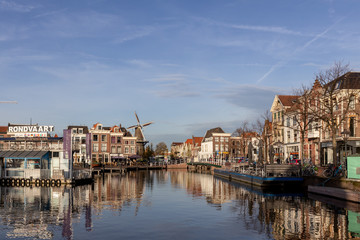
[302,163,318,176]
[322,164,344,178]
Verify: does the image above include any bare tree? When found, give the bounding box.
[252,111,271,165]
[155,142,168,156]
[283,84,314,166]
[310,61,352,167]
[232,120,250,158]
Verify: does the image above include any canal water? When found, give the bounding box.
[0,170,359,240]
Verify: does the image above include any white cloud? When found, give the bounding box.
[215,84,285,111]
[195,17,304,36]
[148,74,200,98]
[0,0,36,12]
[127,59,152,68]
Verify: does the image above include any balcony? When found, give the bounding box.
[308,131,319,139]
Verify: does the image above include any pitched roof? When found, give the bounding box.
[171,142,183,146]
[329,72,360,90]
[193,137,203,146]
[203,127,225,139]
[0,126,8,133]
[121,127,133,137]
[278,95,299,107]
[67,126,89,133]
[185,139,193,144]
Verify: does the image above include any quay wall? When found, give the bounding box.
[303,176,360,191]
[167,163,187,169]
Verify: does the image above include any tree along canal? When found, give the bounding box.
[0,169,358,239]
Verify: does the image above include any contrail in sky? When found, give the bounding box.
[256,17,345,84]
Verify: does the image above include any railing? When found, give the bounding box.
[167,159,186,165]
[5,169,51,179]
[72,169,92,179]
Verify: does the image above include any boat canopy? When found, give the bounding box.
[0,150,49,158]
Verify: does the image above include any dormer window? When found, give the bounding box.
[79,128,83,134]
[97,125,102,130]
[335,81,341,89]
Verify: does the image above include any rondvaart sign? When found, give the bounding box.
[8,125,55,133]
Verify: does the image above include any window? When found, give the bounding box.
[131,140,134,145]
[99,155,103,162]
[105,155,109,163]
[350,117,355,137]
[52,152,59,158]
[215,144,219,151]
[125,140,129,145]
[93,144,99,152]
[93,135,98,142]
[72,129,77,134]
[225,138,228,142]
[125,147,129,153]
[350,96,355,110]
[79,128,83,134]
[97,125,102,130]
[294,132,298,142]
[220,137,224,142]
[117,146,122,153]
[286,118,290,127]
[131,147,135,154]
[335,80,341,89]
[111,146,116,153]
[117,137,121,143]
[111,136,116,144]
[92,154,96,162]
[101,135,107,142]
[101,143,107,152]
[215,137,219,142]
[287,131,290,141]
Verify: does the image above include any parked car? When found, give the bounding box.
[237,157,249,163]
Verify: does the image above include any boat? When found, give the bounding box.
[214,168,303,188]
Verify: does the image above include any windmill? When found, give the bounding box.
[127,112,153,156]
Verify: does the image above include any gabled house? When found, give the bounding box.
[199,127,231,163]
[270,95,299,163]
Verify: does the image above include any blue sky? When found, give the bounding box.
[1,0,360,147]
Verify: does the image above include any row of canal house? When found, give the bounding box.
[271,72,360,166]
[172,127,259,163]
[0,122,138,180]
[173,72,360,166]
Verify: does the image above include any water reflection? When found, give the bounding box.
[0,170,358,239]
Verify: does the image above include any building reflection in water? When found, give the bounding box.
[0,170,359,239]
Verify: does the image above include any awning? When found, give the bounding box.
[0,150,49,158]
[111,156,126,160]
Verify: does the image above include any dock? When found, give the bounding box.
[91,164,166,175]
[308,185,360,203]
